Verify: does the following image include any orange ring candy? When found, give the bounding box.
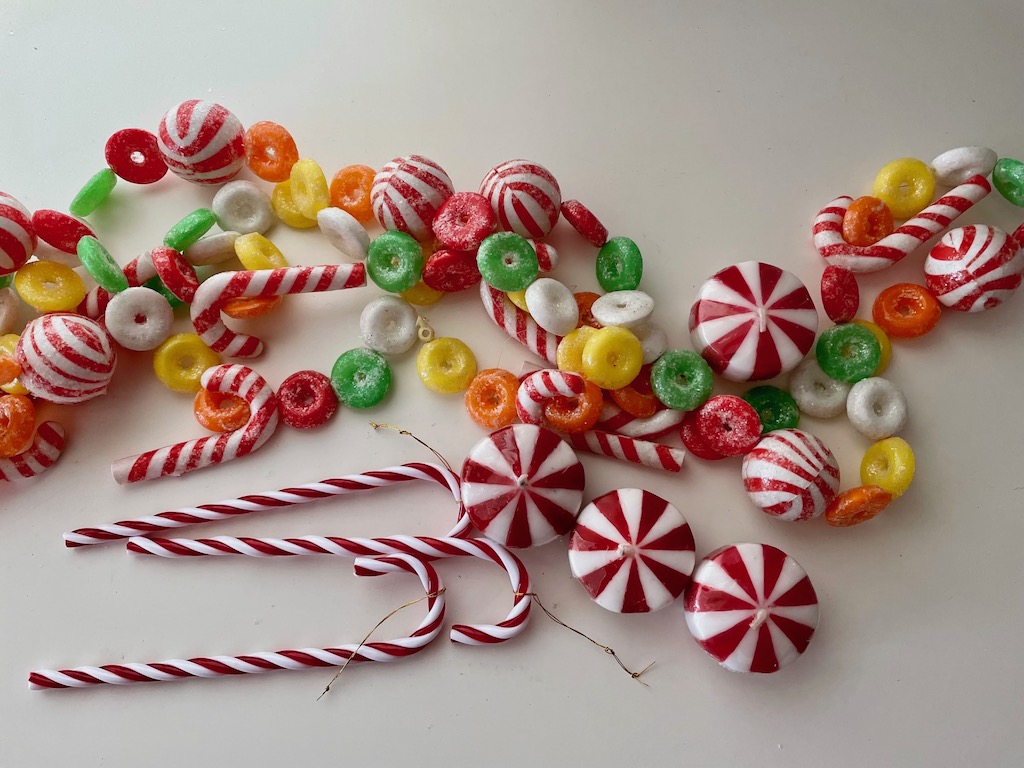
[842,196,894,246]
[193,388,252,433]
[0,354,21,387]
[330,164,376,224]
[222,295,284,320]
[574,291,602,328]
[872,283,941,338]
[0,394,36,457]
[243,121,300,183]
[543,380,603,434]
[464,368,520,429]
[825,484,893,527]
[609,364,657,417]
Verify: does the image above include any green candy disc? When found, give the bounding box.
[69,168,117,217]
[77,236,129,293]
[651,349,713,411]
[742,385,800,434]
[816,323,881,383]
[993,158,1024,207]
[596,236,643,292]
[164,208,218,251]
[367,232,425,293]
[476,232,538,292]
[330,347,392,408]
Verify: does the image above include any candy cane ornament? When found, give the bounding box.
[516,369,586,425]
[111,364,278,484]
[479,281,560,366]
[191,264,366,358]
[568,429,685,473]
[127,534,532,645]
[0,422,66,482]
[29,553,445,690]
[813,174,991,273]
[66,462,466,546]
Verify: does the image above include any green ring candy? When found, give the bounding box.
[476,232,538,292]
[330,347,392,409]
[164,208,218,251]
[742,385,800,434]
[596,236,643,292]
[367,232,425,293]
[69,168,117,217]
[651,349,713,411]
[77,236,129,293]
[816,323,881,383]
[993,158,1024,207]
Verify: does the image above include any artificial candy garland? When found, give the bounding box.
[2,99,1024,687]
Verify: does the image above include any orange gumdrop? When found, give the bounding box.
[544,380,603,434]
[464,368,519,429]
[0,394,36,457]
[244,121,300,183]
[825,485,893,527]
[222,295,284,320]
[872,283,941,338]
[329,165,376,224]
[193,389,252,433]
[842,196,895,246]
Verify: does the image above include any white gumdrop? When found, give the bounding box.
[930,146,998,186]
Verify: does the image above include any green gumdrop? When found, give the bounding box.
[993,158,1024,207]
[69,168,117,217]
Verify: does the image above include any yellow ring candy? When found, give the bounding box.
[0,334,28,395]
[861,436,915,498]
[153,333,221,393]
[13,261,86,312]
[289,158,330,219]
[581,325,643,389]
[400,280,445,306]
[506,289,529,312]
[416,337,477,394]
[556,326,598,375]
[234,233,289,270]
[872,158,935,219]
[272,179,318,229]
[851,319,891,375]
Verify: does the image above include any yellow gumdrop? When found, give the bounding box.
[289,158,330,219]
[14,261,86,312]
[861,437,915,498]
[234,233,289,270]
[872,158,935,219]
[0,334,28,395]
[556,326,597,375]
[581,325,643,390]
[153,333,221,393]
[416,337,477,394]
[272,179,318,229]
[851,319,891,375]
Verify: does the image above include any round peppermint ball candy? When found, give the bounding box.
[924,225,1024,312]
[0,191,37,274]
[157,100,246,185]
[479,159,561,239]
[15,313,117,403]
[741,428,840,521]
[371,155,454,242]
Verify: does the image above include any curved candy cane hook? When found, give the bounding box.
[479,281,560,365]
[0,421,66,482]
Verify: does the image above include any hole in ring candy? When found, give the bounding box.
[580,325,643,390]
[464,368,520,430]
[276,370,338,430]
[244,121,299,183]
[417,337,477,394]
[568,488,695,613]
[330,347,392,409]
[330,164,376,224]
[741,428,840,521]
[460,424,585,548]
[694,395,762,457]
[650,349,713,412]
[872,158,935,220]
[213,181,274,235]
[860,436,915,499]
[788,355,851,418]
[104,286,174,351]
[104,128,168,184]
[367,231,425,293]
[846,377,908,440]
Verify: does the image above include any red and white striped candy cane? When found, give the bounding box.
[66,462,467,546]
[28,553,445,690]
[128,534,532,645]
[568,429,685,473]
[595,402,685,439]
[516,369,586,425]
[192,264,366,358]
[111,364,278,484]
[479,281,560,365]
[813,174,991,273]
[0,421,66,482]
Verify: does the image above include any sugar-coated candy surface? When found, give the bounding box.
[213,181,273,235]
[0,394,35,457]
[633,321,668,364]
[689,261,817,382]
[359,295,418,355]
[825,484,893,527]
[330,348,391,409]
[316,207,370,261]
[417,338,477,394]
[477,232,539,292]
[543,379,602,434]
[569,488,695,614]
[695,395,762,457]
[930,146,997,187]
[556,326,597,375]
[460,424,585,548]
[609,365,658,418]
[14,262,85,312]
[861,436,915,498]
[684,543,818,674]
[850,319,891,375]
[872,158,935,219]
[30,210,95,255]
[650,349,713,412]
[432,192,496,252]
[530,239,559,273]
[422,248,481,293]
[479,159,561,239]
[581,326,642,390]
[165,208,218,252]
[367,231,424,292]
[0,191,36,275]
[847,377,908,440]
[596,236,643,292]
[330,164,376,224]
[271,179,318,228]
[820,265,859,323]
[742,429,840,521]
[841,196,893,247]
[243,121,299,183]
[524,277,578,336]
[152,333,220,393]
[104,287,174,351]
[872,283,941,338]
[372,155,454,241]
[0,419,65,482]
[560,200,608,247]
[924,225,1024,312]
[69,168,116,217]
[992,158,1024,207]
[591,290,654,329]
[184,231,239,267]
[15,314,117,403]
[741,385,799,434]
[151,246,200,303]
[680,409,725,461]
[276,370,337,429]
[157,100,246,185]
[193,389,251,433]
[465,368,520,430]
[77,236,128,293]
[104,128,168,184]
[289,158,330,219]
[816,323,881,383]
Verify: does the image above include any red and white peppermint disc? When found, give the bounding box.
[689,261,817,381]
[371,155,454,242]
[741,429,839,521]
[479,160,561,239]
[924,225,1024,312]
[0,191,36,274]
[461,424,585,548]
[15,314,117,404]
[568,488,695,613]
[684,543,818,674]
[157,100,246,185]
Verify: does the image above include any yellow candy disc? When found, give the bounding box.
[14,261,86,312]
[234,233,289,270]
[0,334,29,395]
[272,180,318,229]
[506,289,530,312]
[861,437,915,498]
[400,280,445,306]
[851,319,892,375]
[153,333,221,393]
[289,158,330,219]
[416,337,477,394]
[872,158,935,219]
[581,325,643,389]
[556,326,598,375]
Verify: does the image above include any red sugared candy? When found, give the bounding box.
[0,192,36,275]
[104,128,169,184]
[431,192,496,251]
[157,100,246,185]
[694,395,762,457]
[680,410,726,461]
[30,210,96,254]
[560,200,608,247]
[820,264,860,323]
[422,248,481,293]
[277,370,338,429]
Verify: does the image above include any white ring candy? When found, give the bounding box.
[212,181,273,234]
[184,231,240,266]
[359,295,418,355]
[590,290,654,329]
[929,146,998,187]
[789,356,851,418]
[524,277,578,336]
[104,287,174,351]
[317,208,370,261]
[846,377,908,440]
[633,321,667,364]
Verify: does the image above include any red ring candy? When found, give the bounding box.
[277,370,338,429]
[104,128,168,184]
[560,200,608,247]
[695,395,762,457]
[30,210,96,254]
[820,265,860,324]
[680,410,726,461]
[431,192,496,252]
[422,248,481,293]
[151,246,200,303]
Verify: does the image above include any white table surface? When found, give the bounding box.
[2,1,1023,765]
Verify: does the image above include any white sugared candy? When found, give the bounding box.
[359,295,418,355]
[789,356,851,418]
[930,146,998,187]
[0,287,20,335]
[317,207,370,261]
[524,277,578,335]
[184,231,240,267]
[924,225,1024,312]
[846,377,908,440]
[104,287,174,351]
[633,321,668,364]
[212,181,273,234]
[590,290,654,329]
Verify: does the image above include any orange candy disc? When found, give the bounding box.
[464,368,519,429]
[609,364,657,417]
[825,484,893,527]
[872,283,941,338]
[544,380,603,434]
[0,354,21,387]
[193,389,252,433]
[0,394,36,457]
[243,121,300,183]
[842,196,894,246]
[574,292,602,329]
[330,165,376,224]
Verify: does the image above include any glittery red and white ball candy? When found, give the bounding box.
[0,191,36,274]
[689,261,818,381]
[15,313,117,404]
[157,100,246,185]
[568,488,695,613]
[684,543,818,674]
[741,429,839,521]
[371,155,454,241]
[461,424,585,549]
[924,225,1024,312]
[479,160,561,239]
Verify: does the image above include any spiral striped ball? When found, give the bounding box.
[0,191,36,274]
[157,100,246,185]
[480,160,561,239]
[15,314,117,403]
[371,155,454,241]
